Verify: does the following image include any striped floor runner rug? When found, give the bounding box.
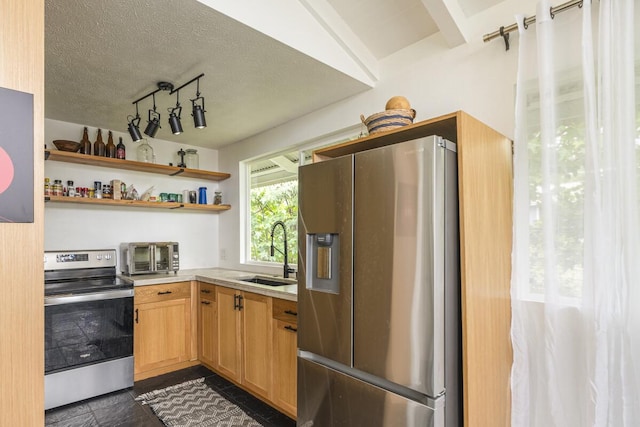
[135,378,262,427]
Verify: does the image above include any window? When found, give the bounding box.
[246,150,305,266]
[242,124,363,269]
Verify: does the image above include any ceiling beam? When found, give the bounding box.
[270,155,299,174]
[420,0,469,47]
[297,0,379,83]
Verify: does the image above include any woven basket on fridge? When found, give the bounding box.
[360,108,416,135]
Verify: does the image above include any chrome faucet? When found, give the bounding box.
[270,220,295,279]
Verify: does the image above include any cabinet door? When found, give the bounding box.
[215,287,241,382]
[134,297,191,374]
[241,292,272,399]
[273,319,298,418]
[198,283,217,368]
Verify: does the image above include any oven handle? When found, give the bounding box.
[45,289,134,306]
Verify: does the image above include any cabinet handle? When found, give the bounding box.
[233,294,239,310]
[284,325,297,333]
[238,295,244,311]
[201,300,211,305]
[157,291,172,295]
[135,308,139,324]
[284,310,298,316]
[201,289,211,294]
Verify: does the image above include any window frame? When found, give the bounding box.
[239,124,362,269]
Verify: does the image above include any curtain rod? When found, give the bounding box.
[483,0,584,49]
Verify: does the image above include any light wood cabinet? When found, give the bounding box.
[272,298,298,418]
[241,292,272,399]
[215,287,273,400]
[215,286,242,381]
[134,282,197,380]
[314,111,513,426]
[198,282,217,368]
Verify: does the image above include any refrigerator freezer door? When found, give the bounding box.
[353,136,451,398]
[298,155,354,366]
[298,357,444,427]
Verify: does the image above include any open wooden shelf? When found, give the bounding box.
[45,149,231,181]
[46,195,231,212]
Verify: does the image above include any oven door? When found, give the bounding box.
[130,244,153,274]
[153,243,172,272]
[45,290,134,374]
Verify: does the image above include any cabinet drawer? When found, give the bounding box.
[272,298,297,323]
[135,282,191,304]
[199,283,216,301]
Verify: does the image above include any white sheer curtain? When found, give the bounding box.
[511,0,640,425]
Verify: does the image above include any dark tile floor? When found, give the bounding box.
[45,365,296,427]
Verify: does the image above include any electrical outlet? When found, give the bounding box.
[220,248,227,261]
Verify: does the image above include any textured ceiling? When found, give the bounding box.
[45,0,510,150]
[45,0,370,149]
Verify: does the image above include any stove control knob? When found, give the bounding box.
[105,253,112,260]
[96,254,103,261]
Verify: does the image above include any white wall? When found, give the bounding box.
[217,30,521,275]
[44,119,224,271]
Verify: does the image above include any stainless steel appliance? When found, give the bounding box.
[297,135,461,426]
[44,249,134,410]
[120,241,179,275]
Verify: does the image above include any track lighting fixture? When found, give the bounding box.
[128,74,205,140]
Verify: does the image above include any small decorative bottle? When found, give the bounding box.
[116,137,126,159]
[105,131,116,158]
[80,127,91,155]
[93,129,106,156]
[44,178,51,196]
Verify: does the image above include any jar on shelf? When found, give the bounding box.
[214,191,222,205]
[136,139,154,163]
[67,180,75,197]
[52,179,63,196]
[44,178,51,196]
[184,149,199,169]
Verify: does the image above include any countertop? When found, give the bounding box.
[119,268,297,302]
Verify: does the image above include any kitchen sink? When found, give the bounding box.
[239,276,296,287]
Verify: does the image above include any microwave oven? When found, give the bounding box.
[120,242,179,275]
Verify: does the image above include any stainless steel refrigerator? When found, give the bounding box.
[297,135,461,426]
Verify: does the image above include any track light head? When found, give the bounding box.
[168,106,183,135]
[127,114,142,142]
[192,97,206,129]
[144,109,161,138]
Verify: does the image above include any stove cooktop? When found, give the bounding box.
[44,277,132,297]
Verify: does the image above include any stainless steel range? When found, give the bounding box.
[44,249,134,410]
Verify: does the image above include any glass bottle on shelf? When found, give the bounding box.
[136,139,154,163]
[116,137,126,159]
[80,127,91,155]
[105,131,116,158]
[184,149,199,169]
[93,128,106,156]
[44,178,51,196]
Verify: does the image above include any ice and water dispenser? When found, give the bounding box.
[305,233,340,293]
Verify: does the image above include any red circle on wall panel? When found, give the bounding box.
[0,147,15,194]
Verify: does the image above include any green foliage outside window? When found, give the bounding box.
[250,180,298,265]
